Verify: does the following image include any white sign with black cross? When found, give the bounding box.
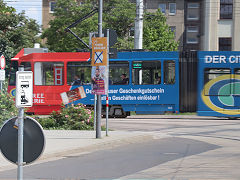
[16,71,33,107]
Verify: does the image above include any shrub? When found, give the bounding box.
[0,91,18,126]
[38,103,94,130]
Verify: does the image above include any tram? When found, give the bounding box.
[8,49,179,117]
[8,49,240,118]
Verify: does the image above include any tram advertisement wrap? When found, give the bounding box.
[66,86,167,105]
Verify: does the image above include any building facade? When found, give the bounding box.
[42,0,240,51]
[42,0,83,30]
[42,0,55,30]
[203,0,240,51]
[144,0,185,50]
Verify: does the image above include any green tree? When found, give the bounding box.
[0,90,18,126]
[42,0,98,52]
[42,0,178,52]
[41,0,136,51]
[0,0,41,66]
[143,9,179,51]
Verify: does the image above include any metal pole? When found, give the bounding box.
[96,0,103,138]
[134,0,144,49]
[106,29,110,136]
[94,94,97,130]
[17,66,24,180]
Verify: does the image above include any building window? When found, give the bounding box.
[159,4,166,14]
[186,26,198,44]
[49,1,56,13]
[187,3,200,20]
[169,3,176,15]
[220,0,233,19]
[219,38,232,51]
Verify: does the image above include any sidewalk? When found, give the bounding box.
[0,130,152,172]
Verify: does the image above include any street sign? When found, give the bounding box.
[0,55,5,70]
[16,71,33,107]
[0,116,45,165]
[91,37,108,66]
[0,70,5,81]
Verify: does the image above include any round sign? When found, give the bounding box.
[0,116,45,165]
[0,55,6,70]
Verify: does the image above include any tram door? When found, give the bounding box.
[54,65,63,85]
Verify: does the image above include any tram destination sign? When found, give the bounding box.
[16,71,33,107]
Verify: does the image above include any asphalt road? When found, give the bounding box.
[0,137,219,179]
[1,114,240,179]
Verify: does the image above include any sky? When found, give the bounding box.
[4,0,42,26]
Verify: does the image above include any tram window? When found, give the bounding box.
[204,68,231,95]
[34,62,64,86]
[132,61,161,85]
[234,69,240,95]
[20,62,31,71]
[109,61,129,85]
[67,62,91,85]
[9,61,18,86]
[164,61,175,84]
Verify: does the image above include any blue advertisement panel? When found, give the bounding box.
[197,51,240,117]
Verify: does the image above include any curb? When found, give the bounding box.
[39,133,154,161]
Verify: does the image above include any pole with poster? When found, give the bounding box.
[91,0,109,138]
[91,36,108,138]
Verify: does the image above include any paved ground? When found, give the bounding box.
[0,130,151,173]
[0,115,240,179]
[109,115,240,179]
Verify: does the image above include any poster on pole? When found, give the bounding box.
[91,37,107,66]
[91,66,108,95]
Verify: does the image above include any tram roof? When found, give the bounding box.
[12,50,90,62]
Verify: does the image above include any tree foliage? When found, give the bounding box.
[42,0,136,52]
[0,90,18,126]
[143,9,179,51]
[42,0,178,52]
[0,0,41,66]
